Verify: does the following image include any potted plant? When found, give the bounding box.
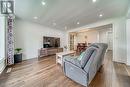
[64,45,68,51]
[14,48,22,63]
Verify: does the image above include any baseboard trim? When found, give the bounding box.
[124,65,130,76]
[22,57,38,61]
[126,63,130,66]
[112,58,126,64]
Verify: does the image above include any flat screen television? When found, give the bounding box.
[43,36,60,48]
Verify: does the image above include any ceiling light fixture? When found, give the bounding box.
[34,16,38,19]
[99,14,103,17]
[77,22,80,25]
[42,1,46,5]
[92,0,97,3]
[53,22,56,26]
[65,26,67,30]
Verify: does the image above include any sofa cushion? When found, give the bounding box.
[63,56,81,68]
[89,44,99,48]
[80,47,97,68]
[77,52,85,61]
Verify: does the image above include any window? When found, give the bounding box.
[0,16,5,60]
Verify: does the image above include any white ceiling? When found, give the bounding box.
[76,24,112,33]
[127,7,130,18]
[15,0,130,30]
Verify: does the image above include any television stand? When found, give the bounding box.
[38,48,63,58]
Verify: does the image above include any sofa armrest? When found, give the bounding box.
[63,60,88,86]
[63,60,87,74]
[63,56,81,68]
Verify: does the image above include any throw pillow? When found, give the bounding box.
[80,47,96,68]
[77,52,85,60]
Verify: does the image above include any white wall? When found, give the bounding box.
[126,7,130,65]
[127,6,130,19]
[73,28,112,50]
[99,29,108,43]
[99,29,113,50]
[126,19,130,65]
[112,18,127,63]
[77,30,99,44]
[0,16,6,74]
[67,17,127,64]
[14,19,66,60]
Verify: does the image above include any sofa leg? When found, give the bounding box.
[98,65,104,73]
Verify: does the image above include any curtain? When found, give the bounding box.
[7,16,14,65]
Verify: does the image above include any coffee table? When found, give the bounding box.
[56,51,76,66]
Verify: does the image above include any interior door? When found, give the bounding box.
[69,34,74,50]
[107,31,113,50]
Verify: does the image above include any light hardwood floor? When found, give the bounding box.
[126,66,130,76]
[0,51,130,87]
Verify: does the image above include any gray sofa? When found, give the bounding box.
[62,43,108,87]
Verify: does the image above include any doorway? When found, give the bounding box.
[107,31,113,50]
[98,28,113,51]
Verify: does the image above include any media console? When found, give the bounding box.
[38,48,63,58]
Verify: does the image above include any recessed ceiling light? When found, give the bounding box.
[53,22,56,26]
[77,22,80,25]
[99,14,103,17]
[92,0,97,3]
[34,16,38,19]
[65,26,67,30]
[42,1,46,5]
